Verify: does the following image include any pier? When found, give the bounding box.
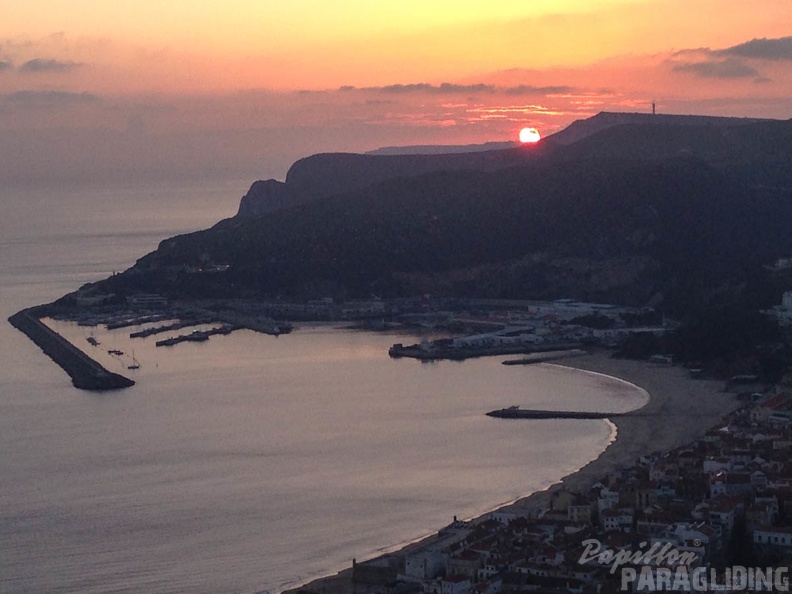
[155,324,237,347]
[501,348,587,365]
[8,307,135,391]
[389,342,582,361]
[486,406,623,420]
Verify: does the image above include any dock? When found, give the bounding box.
[8,307,135,391]
[155,324,238,347]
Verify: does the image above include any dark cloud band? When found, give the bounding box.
[19,58,81,73]
[340,82,574,95]
[718,36,792,61]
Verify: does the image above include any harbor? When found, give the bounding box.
[7,299,295,391]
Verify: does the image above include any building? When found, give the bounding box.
[754,526,792,549]
[405,550,446,581]
[440,575,472,594]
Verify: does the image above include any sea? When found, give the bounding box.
[0,177,648,594]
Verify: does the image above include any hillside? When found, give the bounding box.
[81,112,792,318]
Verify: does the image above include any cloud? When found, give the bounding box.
[503,85,575,95]
[0,60,11,71]
[340,82,576,96]
[668,36,792,81]
[341,82,497,94]
[19,58,81,73]
[672,58,759,79]
[718,36,792,61]
[4,90,99,106]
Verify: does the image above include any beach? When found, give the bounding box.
[287,351,743,594]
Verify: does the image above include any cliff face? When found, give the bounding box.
[235,146,541,217]
[236,179,295,216]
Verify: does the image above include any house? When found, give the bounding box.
[472,577,501,594]
[650,462,679,482]
[440,575,472,594]
[597,485,621,515]
[754,526,792,549]
[725,472,755,497]
[746,502,777,530]
[707,495,744,536]
[446,550,482,579]
[751,470,769,491]
[703,456,731,474]
[601,508,634,532]
[567,501,594,525]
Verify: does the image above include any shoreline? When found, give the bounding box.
[503,353,740,508]
[284,351,743,594]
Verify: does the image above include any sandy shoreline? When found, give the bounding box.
[284,351,743,594]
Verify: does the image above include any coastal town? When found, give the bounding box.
[292,373,792,594]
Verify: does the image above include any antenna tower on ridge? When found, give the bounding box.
[652,100,656,115]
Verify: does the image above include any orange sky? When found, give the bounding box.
[1,1,791,181]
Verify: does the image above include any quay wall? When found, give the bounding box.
[8,307,135,391]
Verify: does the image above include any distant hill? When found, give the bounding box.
[236,111,784,216]
[543,111,773,146]
[83,112,792,317]
[366,141,518,155]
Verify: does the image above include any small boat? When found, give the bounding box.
[108,349,124,356]
[127,352,141,370]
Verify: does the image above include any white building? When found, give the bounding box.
[602,508,634,532]
[754,526,792,548]
[597,486,621,515]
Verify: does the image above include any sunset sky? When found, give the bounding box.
[2,1,791,182]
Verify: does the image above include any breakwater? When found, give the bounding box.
[486,406,623,420]
[8,307,135,391]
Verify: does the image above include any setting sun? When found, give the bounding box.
[519,127,541,143]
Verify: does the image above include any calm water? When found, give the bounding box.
[0,179,646,594]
